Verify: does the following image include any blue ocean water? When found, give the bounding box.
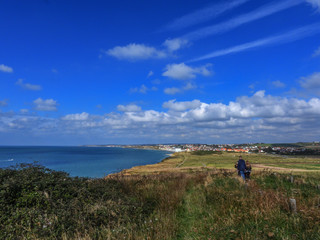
[0,146,171,178]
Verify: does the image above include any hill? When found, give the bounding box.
[1,153,320,239]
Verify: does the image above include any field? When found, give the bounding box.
[1,152,320,239]
[121,151,320,175]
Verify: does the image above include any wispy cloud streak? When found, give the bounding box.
[162,0,250,32]
[312,45,320,57]
[306,0,320,11]
[190,23,320,62]
[182,0,303,41]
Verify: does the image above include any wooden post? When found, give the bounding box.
[289,198,297,214]
[290,176,294,183]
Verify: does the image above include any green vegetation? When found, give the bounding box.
[176,172,320,239]
[1,163,148,239]
[268,163,320,170]
[1,162,320,239]
[191,150,223,155]
[123,152,320,175]
[254,142,319,148]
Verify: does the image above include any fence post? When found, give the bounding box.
[290,176,294,183]
[289,198,297,214]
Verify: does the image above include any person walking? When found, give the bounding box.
[237,156,246,180]
[245,160,252,180]
[234,161,240,176]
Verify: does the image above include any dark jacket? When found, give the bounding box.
[237,159,246,171]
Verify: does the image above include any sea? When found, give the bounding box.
[0,146,171,178]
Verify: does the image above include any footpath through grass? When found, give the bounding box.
[1,163,320,239]
[176,172,320,239]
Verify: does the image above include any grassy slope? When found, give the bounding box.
[176,172,320,240]
[1,153,320,239]
[122,152,320,175]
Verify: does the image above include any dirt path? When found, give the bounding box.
[176,154,187,168]
[252,164,320,172]
[256,161,320,164]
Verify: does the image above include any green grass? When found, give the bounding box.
[175,173,320,240]
[123,152,320,175]
[268,163,320,170]
[1,162,320,239]
[165,152,320,171]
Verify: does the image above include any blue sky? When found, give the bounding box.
[1,0,320,145]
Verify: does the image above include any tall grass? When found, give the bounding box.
[1,164,319,239]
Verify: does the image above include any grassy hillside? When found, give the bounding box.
[1,161,320,239]
[121,152,320,175]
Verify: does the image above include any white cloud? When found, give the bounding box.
[62,112,89,121]
[130,87,139,93]
[67,91,320,141]
[162,63,212,80]
[16,79,42,91]
[152,79,161,85]
[163,38,189,52]
[147,71,154,78]
[249,83,256,90]
[180,90,320,122]
[139,85,148,94]
[182,0,302,41]
[190,23,320,62]
[123,110,166,123]
[20,109,29,113]
[0,99,8,107]
[183,82,197,90]
[163,63,195,80]
[2,91,320,143]
[130,84,157,94]
[306,0,320,11]
[300,72,320,89]
[106,43,166,60]
[164,82,197,95]
[0,64,13,73]
[312,45,320,57]
[117,104,142,112]
[162,0,250,31]
[164,87,181,95]
[163,99,201,111]
[151,86,158,91]
[272,80,286,88]
[33,98,58,111]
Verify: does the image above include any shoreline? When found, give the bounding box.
[104,147,174,177]
[0,146,172,179]
[107,152,177,177]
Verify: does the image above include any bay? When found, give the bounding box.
[0,146,171,178]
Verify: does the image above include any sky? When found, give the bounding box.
[1,0,320,145]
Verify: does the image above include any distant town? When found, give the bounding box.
[86,142,320,155]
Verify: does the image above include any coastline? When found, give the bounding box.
[83,144,177,153]
[0,146,172,178]
[83,145,175,177]
[102,147,173,177]
[107,152,176,177]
